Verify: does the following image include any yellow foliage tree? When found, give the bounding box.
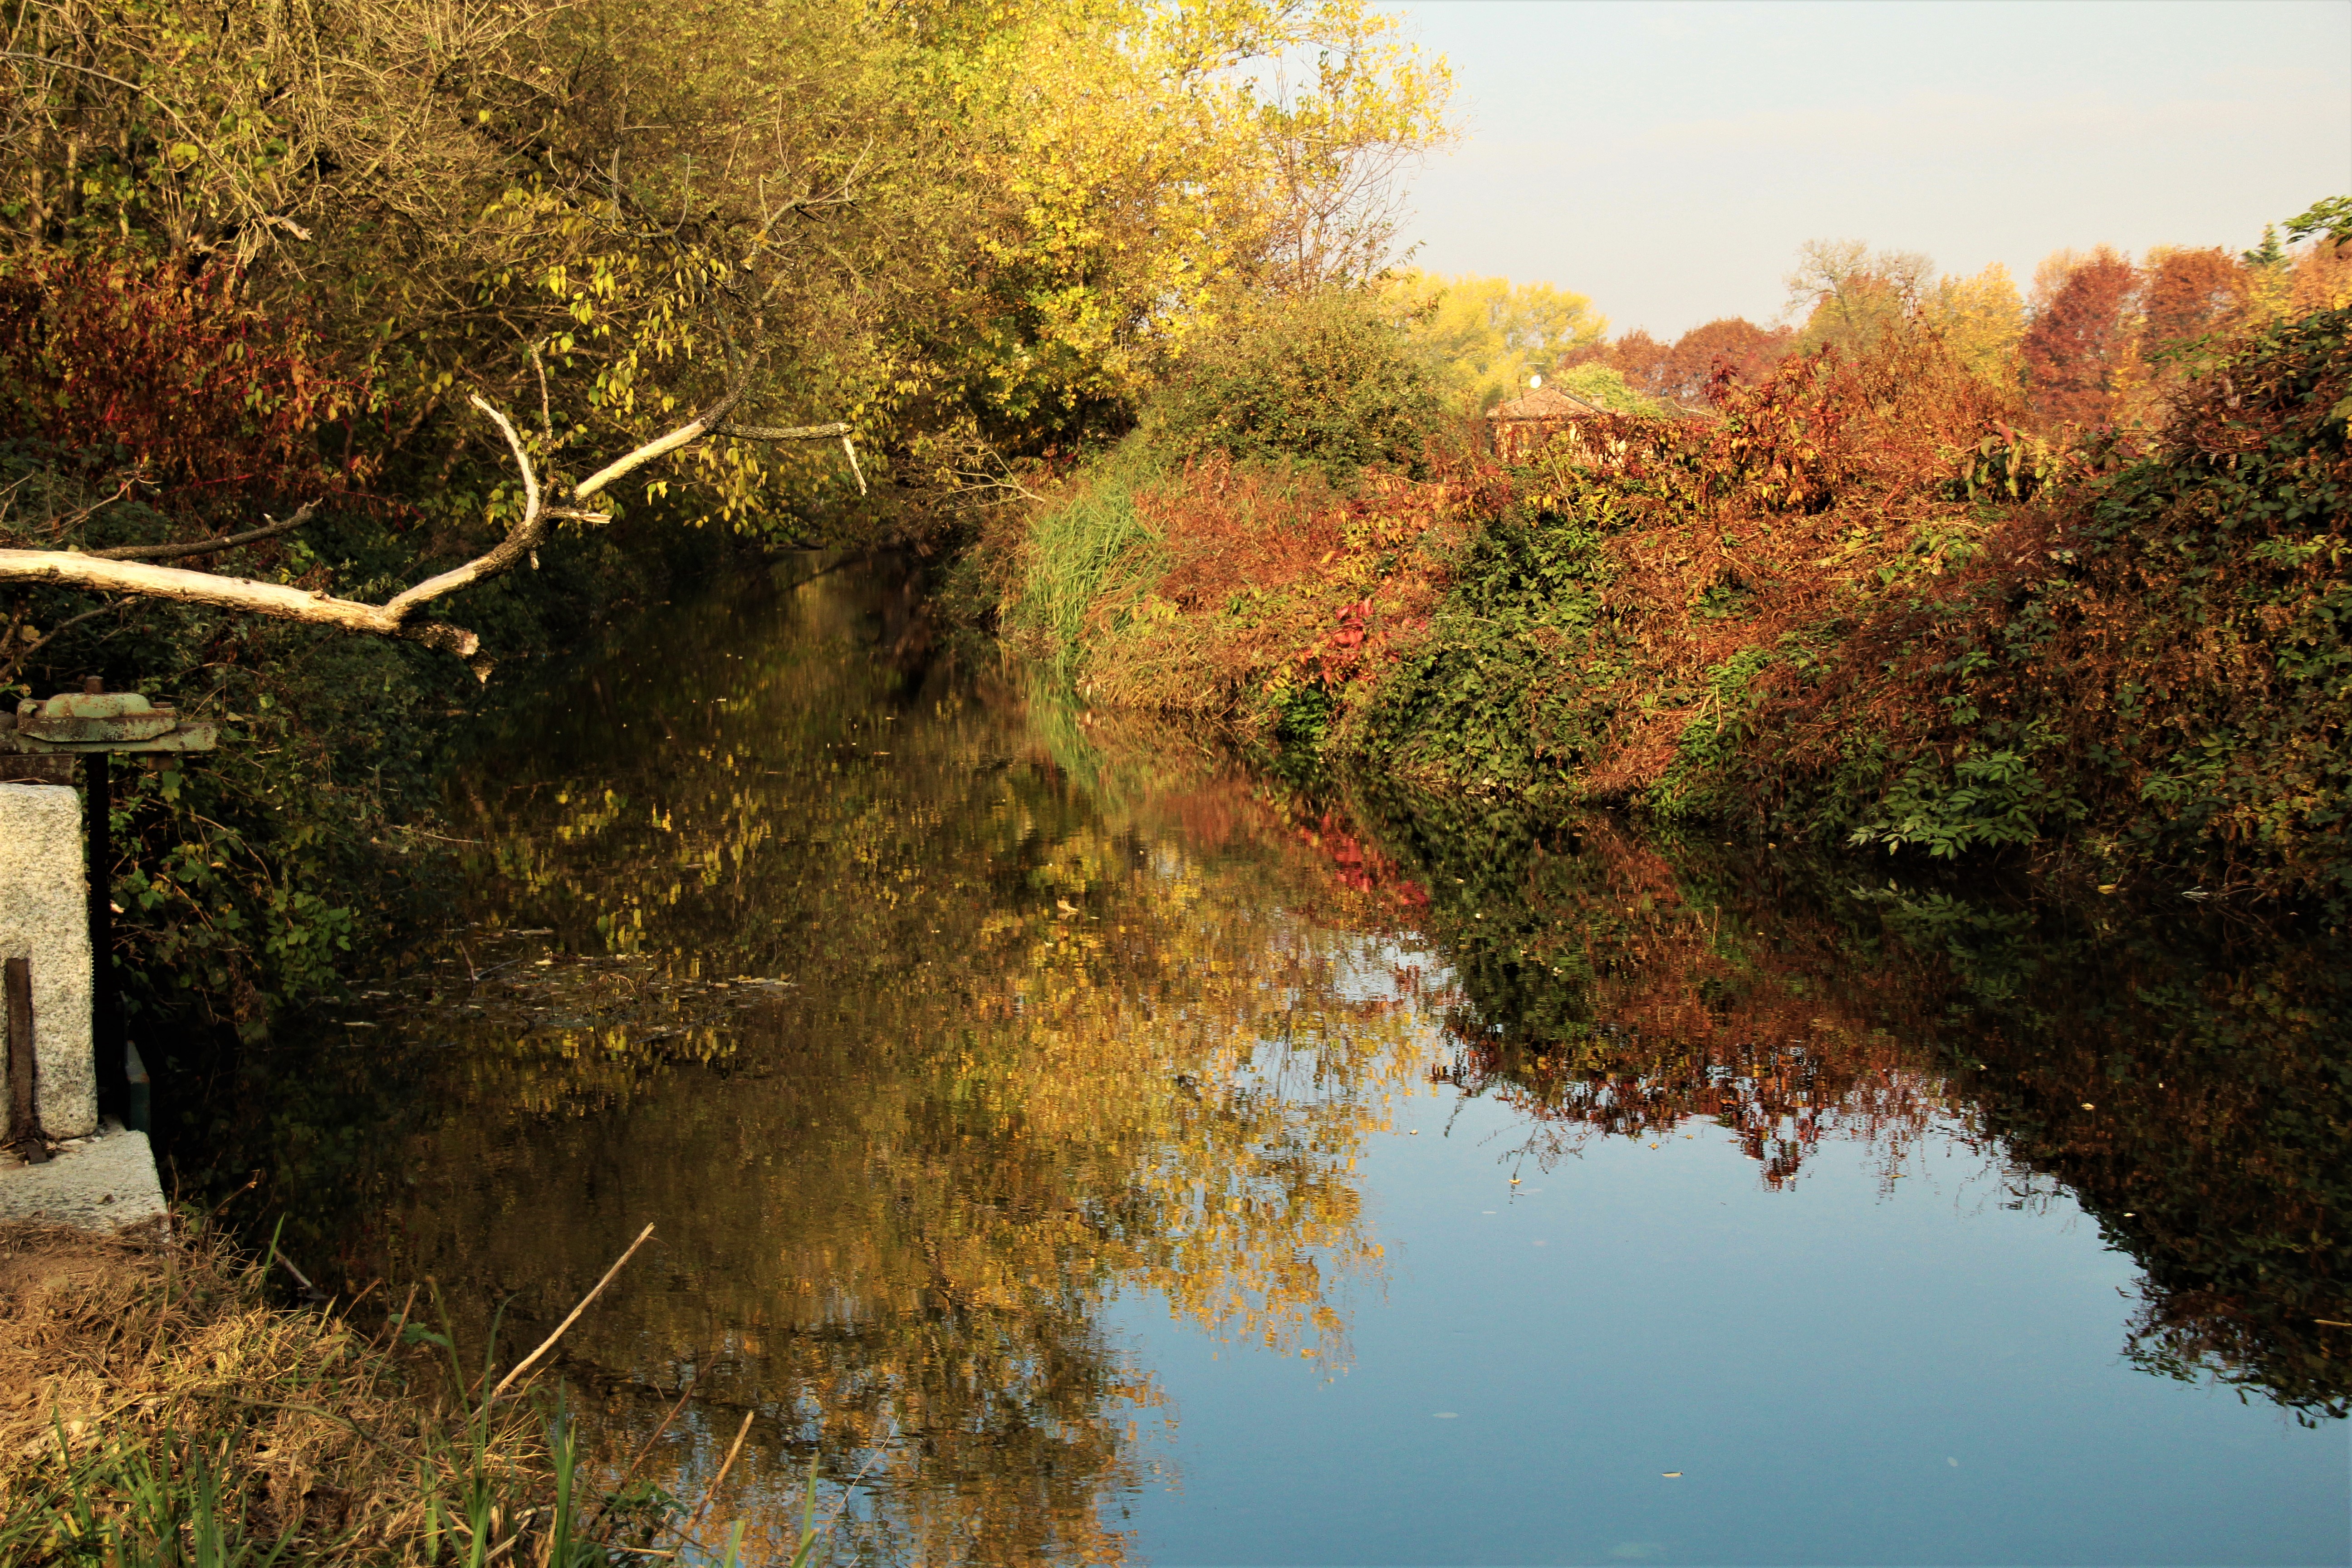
[0,0,1455,541]
[942,0,1456,446]
[1389,271,1609,410]
[1925,262,2027,387]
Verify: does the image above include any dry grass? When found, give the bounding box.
[0,1219,753,1566]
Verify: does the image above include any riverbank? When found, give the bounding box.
[978,306,2352,909]
[0,1217,770,1565]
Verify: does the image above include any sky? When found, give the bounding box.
[1389,0,2352,339]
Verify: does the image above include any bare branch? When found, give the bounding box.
[0,368,858,679]
[529,343,553,438]
[0,474,143,551]
[0,600,123,686]
[20,601,122,656]
[0,548,480,657]
[488,1223,656,1403]
[382,398,544,622]
[88,503,318,563]
[710,422,865,494]
[571,420,710,503]
[711,421,850,441]
[570,351,762,501]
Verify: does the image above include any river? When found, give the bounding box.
[206,562,2349,1566]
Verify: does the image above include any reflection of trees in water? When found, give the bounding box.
[1039,706,2350,1419]
[350,569,1434,1565]
[1314,781,2352,1423]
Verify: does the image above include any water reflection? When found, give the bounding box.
[200,563,2346,1565]
[345,569,1439,1564]
[1333,782,2352,1424]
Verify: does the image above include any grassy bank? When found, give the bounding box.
[0,1219,808,1565]
[981,300,2352,907]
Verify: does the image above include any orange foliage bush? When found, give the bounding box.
[1383,330,2034,801]
[1008,299,2352,901]
[1082,451,1505,717]
[1744,305,2352,892]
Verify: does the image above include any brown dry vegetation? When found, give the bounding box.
[1078,455,1501,715]
[0,1220,693,1565]
[1497,333,2027,797]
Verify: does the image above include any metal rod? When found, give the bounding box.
[5,956,44,1162]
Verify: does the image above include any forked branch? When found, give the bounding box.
[0,384,864,680]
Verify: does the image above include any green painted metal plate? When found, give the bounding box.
[16,690,177,743]
[12,722,218,754]
[7,688,218,754]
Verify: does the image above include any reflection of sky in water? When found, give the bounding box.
[309,568,2347,1567]
[1110,1091,2346,1568]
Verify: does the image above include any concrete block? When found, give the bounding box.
[0,1120,166,1233]
[0,781,95,1137]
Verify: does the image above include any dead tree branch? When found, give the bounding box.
[88,503,318,562]
[0,379,864,679]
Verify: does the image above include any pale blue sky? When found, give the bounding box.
[1390,0,2352,337]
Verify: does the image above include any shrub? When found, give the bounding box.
[1147,290,1445,480]
[1758,306,2352,899]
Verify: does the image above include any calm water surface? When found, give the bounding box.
[244,566,2349,1565]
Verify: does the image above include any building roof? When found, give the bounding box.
[1485,384,1609,421]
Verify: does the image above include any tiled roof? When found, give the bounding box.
[1486,384,1608,420]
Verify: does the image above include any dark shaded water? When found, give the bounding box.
[200,565,2348,1565]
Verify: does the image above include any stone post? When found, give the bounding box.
[0,780,97,1138]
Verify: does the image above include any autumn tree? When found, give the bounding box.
[0,0,1457,544]
[1786,239,1933,353]
[2020,246,2140,428]
[1390,272,1607,409]
[2140,248,2252,357]
[0,0,1460,657]
[1556,319,1793,408]
[1651,318,1797,405]
[1923,263,2026,387]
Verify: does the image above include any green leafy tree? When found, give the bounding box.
[2285,196,2352,250]
[1146,289,1445,480]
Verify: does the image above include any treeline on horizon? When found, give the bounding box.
[1396,224,2352,426]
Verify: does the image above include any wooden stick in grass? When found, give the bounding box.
[679,1411,757,1551]
[489,1223,655,1403]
